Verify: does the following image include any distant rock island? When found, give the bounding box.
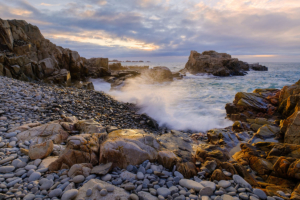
[182,50,268,76]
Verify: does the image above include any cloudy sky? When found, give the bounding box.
[1,0,300,62]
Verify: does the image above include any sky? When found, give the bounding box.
[1,0,300,62]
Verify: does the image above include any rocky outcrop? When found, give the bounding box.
[183,50,268,76]
[284,112,300,144]
[0,18,109,86]
[225,89,280,121]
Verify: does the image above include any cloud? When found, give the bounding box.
[0,0,299,61]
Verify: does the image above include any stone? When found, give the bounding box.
[61,189,78,200]
[157,151,177,170]
[49,188,63,198]
[179,179,204,191]
[28,172,41,182]
[253,189,267,199]
[218,180,231,188]
[101,174,111,181]
[91,162,112,175]
[99,129,160,169]
[39,58,57,76]
[68,163,93,178]
[120,171,136,180]
[200,187,214,196]
[137,172,144,180]
[17,123,69,144]
[138,191,158,200]
[233,175,252,189]
[29,140,53,159]
[75,179,130,200]
[0,166,15,173]
[40,179,53,190]
[73,175,85,183]
[157,188,171,197]
[100,189,108,196]
[285,112,300,144]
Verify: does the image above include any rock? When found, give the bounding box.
[29,140,53,159]
[157,151,177,170]
[100,189,108,196]
[179,179,204,191]
[49,133,102,171]
[75,179,130,200]
[39,58,57,76]
[233,175,252,189]
[120,171,136,180]
[49,188,63,198]
[201,160,217,173]
[75,119,106,134]
[0,166,15,173]
[99,129,160,169]
[17,123,69,144]
[200,187,214,196]
[73,175,85,183]
[68,163,93,178]
[218,180,231,188]
[28,172,41,182]
[40,179,54,190]
[183,50,252,76]
[101,174,112,181]
[253,188,267,199]
[142,66,173,82]
[157,188,171,197]
[91,162,112,175]
[285,112,300,144]
[130,193,139,200]
[44,69,71,85]
[138,191,158,200]
[61,189,78,200]
[257,125,280,138]
[137,172,144,180]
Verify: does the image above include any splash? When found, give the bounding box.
[91,74,233,132]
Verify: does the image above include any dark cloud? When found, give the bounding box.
[0,0,300,61]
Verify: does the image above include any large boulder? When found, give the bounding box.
[99,129,160,169]
[183,50,255,76]
[17,123,69,144]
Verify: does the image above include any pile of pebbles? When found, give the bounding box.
[0,148,288,200]
[0,76,158,133]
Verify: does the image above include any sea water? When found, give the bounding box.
[91,62,300,132]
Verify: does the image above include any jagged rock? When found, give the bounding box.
[0,19,14,51]
[49,133,105,171]
[91,162,113,175]
[207,129,240,149]
[39,58,57,76]
[285,112,300,144]
[256,124,280,138]
[183,50,256,76]
[99,129,160,169]
[44,69,71,85]
[68,163,93,178]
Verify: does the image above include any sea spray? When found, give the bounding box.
[92,74,233,131]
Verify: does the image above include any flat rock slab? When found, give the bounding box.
[75,179,130,200]
[91,162,112,175]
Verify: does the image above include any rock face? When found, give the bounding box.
[284,112,300,144]
[0,18,108,85]
[183,50,268,76]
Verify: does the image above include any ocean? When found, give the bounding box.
[91,62,300,132]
